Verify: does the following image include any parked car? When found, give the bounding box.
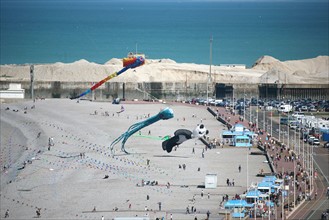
[289,121,299,130]
[301,106,308,111]
[309,137,320,145]
[308,105,317,112]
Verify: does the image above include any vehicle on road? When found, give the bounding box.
[289,121,299,130]
[308,137,320,145]
[278,104,293,113]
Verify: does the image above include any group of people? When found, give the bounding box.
[226,178,235,187]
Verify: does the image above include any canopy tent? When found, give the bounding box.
[232,212,246,218]
[246,190,262,198]
[258,181,276,193]
[224,200,254,208]
[262,175,277,183]
[266,201,275,207]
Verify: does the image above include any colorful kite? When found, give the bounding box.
[162,124,209,153]
[70,55,145,99]
[110,107,174,154]
[117,105,125,114]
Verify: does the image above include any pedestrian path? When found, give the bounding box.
[203,104,324,220]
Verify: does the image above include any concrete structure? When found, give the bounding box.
[0,83,25,99]
[205,174,217,189]
[0,80,328,101]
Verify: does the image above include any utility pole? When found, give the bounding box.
[243,88,246,121]
[30,65,34,102]
[207,35,213,105]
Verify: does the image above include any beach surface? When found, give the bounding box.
[0,99,271,219]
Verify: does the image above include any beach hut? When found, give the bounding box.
[246,189,262,204]
[257,182,274,194]
[221,123,255,147]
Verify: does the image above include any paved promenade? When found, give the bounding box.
[205,103,328,220]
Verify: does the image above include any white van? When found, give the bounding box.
[278,104,292,113]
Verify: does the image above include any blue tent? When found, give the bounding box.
[258,182,275,193]
[258,182,272,188]
[232,212,246,218]
[246,190,262,198]
[266,201,275,207]
[262,176,277,183]
[224,200,254,208]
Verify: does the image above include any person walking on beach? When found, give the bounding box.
[36,208,41,218]
[186,206,190,214]
[206,210,211,219]
[201,190,204,198]
[238,164,241,173]
[4,209,9,218]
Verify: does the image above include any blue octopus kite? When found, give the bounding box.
[110,107,174,154]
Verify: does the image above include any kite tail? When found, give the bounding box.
[110,134,125,153]
[70,89,92,100]
[70,72,118,99]
[110,108,174,154]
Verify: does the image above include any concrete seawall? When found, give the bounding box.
[1,80,328,101]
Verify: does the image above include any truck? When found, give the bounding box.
[278,104,293,113]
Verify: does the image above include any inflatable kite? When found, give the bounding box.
[71,55,145,99]
[110,107,174,154]
[162,124,209,153]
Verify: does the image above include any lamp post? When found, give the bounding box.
[247,148,249,189]
[287,112,290,149]
[207,35,213,105]
[263,107,266,132]
[244,89,246,121]
[249,95,252,123]
[30,65,34,102]
[256,97,259,130]
[279,113,281,142]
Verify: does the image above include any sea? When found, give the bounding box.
[1,0,328,67]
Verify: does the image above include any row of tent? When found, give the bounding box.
[224,175,281,217]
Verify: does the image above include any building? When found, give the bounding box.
[0,83,25,99]
[221,124,255,147]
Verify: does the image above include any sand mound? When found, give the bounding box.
[104,58,122,65]
[254,55,329,84]
[0,56,327,84]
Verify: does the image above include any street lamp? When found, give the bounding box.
[207,35,213,105]
[243,90,246,121]
[30,65,34,102]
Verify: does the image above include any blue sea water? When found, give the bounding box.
[1,1,328,66]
